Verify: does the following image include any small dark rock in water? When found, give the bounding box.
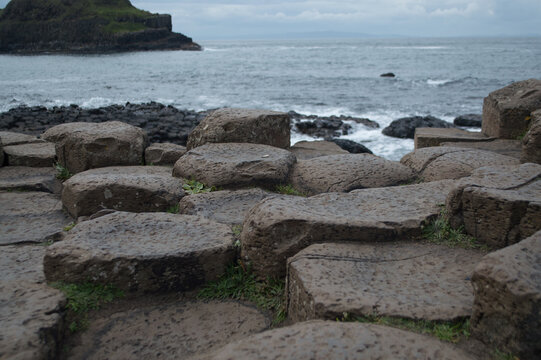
[382,115,455,139]
[329,139,373,154]
[289,111,379,139]
[454,114,482,127]
[380,73,396,78]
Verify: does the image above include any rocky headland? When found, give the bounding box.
[0,0,200,53]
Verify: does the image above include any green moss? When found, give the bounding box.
[182,179,216,195]
[274,184,306,197]
[166,204,179,214]
[54,162,73,181]
[63,222,76,232]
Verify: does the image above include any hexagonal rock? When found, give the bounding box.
[0,166,61,194]
[42,121,147,174]
[3,142,56,167]
[145,142,187,165]
[522,109,541,164]
[287,242,484,323]
[400,146,519,182]
[289,140,348,160]
[173,143,296,189]
[241,180,456,278]
[62,166,184,218]
[68,300,269,360]
[200,321,474,360]
[414,127,493,149]
[186,108,290,150]
[0,191,72,245]
[440,139,522,160]
[470,231,541,359]
[44,212,236,293]
[446,163,541,248]
[178,188,276,225]
[290,154,414,196]
[0,131,44,146]
[482,78,541,139]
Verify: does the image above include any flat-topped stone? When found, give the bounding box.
[401,146,519,181]
[0,166,61,194]
[471,231,541,359]
[178,188,276,225]
[44,212,236,293]
[241,180,456,278]
[289,140,348,160]
[482,78,541,139]
[3,142,56,167]
[522,109,541,164]
[145,142,187,165]
[440,139,522,159]
[62,166,184,218]
[187,108,290,150]
[290,154,414,195]
[0,131,44,146]
[414,127,493,149]
[446,163,541,248]
[42,121,147,173]
[1,245,48,283]
[288,242,484,322]
[200,321,474,360]
[0,191,71,245]
[67,300,269,360]
[173,143,296,189]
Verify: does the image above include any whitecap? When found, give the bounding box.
[427,79,452,86]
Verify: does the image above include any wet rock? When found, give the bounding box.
[454,114,482,127]
[43,121,147,173]
[3,142,56,167]
[62,166,184,218]
[330,138,373,154]
[290,154,414,196]
[380,72,396,77]
[482,78,541,139]
[446,163,541,248]
[290,111,379,139]
[522,109,541,164]
[289,141,348,160]
[471,231,541,359]
[0,166,61,193]
[187,108,290,150]
[382,115,455,139]
[241,180,456,278]
[145,142,186,165]
[44,212,236,293]
[288,242,484,322]
[401,146,520,182]
[414,127,493,149]
[173,143,296,189]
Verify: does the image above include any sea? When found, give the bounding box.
[0,37,540,160]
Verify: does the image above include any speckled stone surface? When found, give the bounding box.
[3,142,56,167]
[446,163,541,248]
[401,146,519,181]
[471,231,541,359]
[0,191,71,245]
[290,154,414,195]
[198,321,475,360]
[241,180,456,278]
[289,140,348,160]
[287,242,484,322]
[67,300,269,360]
[173,143,296,188]
[61,166,184,218]
[145,142,187,165]
[440,139,522,160]
[44,212,236,293]
[0,166,61,193]
[414,127,492,149]
[0,131,44,146]
[178,188,277,225]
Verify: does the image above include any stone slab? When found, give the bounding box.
[0,131,44,146]
[440,139,522,160]
[522,108,541,164]
[0,166,61,194]
[178,188,276,225]
[0,191,72,245]
[0,245,47,284]
[3,142,56,167]
[145,142,187,165]
[290,154,414,195]
[199,321,474,360]
[173,143,296,189]
[287,242,484,322]
[471,231,541,359]
[414,127,493,149]
[241,180,456,278]
[61,166,184,218]
[67,300,269,360]
[44,212,236,293]
[289,140,348,160]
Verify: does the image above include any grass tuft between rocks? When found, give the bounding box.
[50,282,124,332]
[197,261,286,325]
[182,179,216,195]
[274,184,306,197]
[54,162,73,182]
[166,204,179,214]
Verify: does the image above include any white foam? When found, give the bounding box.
[427,79,452,86]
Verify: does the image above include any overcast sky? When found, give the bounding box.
[2,0,541,39]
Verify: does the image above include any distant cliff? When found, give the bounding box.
[0,0,201,53]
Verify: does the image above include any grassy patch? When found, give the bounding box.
[492,349,520,360]
[198,261,286,325]
[63,222,76,232]
[182,179,216,195]
[103,21,146,34]
[166,204,179,214]
[54,162,73,182]
[274,184,306,197]
[50,282,124,332]
[339,312,470,343]
[231,225,243,249]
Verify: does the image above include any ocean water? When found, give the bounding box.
[0,37,540,160]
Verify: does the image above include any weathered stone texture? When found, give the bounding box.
[0,131,44,146]
[522,109,541,164]
[440,139,522,160]
[187,108,290,150]
[3,142,56,167]
[289,140,348,160]
[0,166,61,193]
[414,127,493,149]
[145,142,187,165]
